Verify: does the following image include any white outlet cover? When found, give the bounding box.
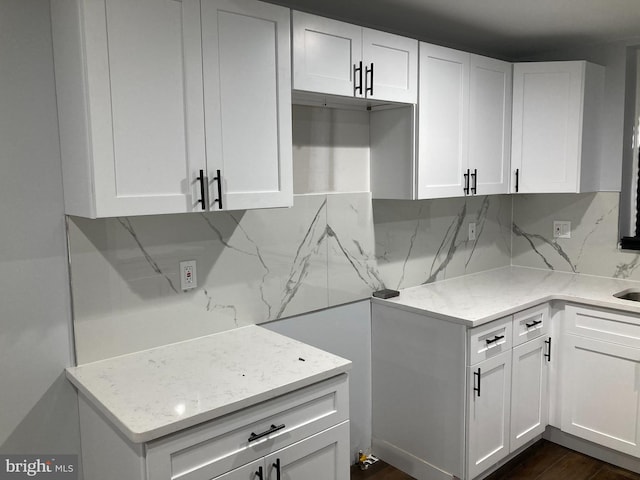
[468,222,477,241]
[180,260,197,290]
[553,221,571,239]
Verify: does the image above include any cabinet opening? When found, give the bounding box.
[292,98,415,196]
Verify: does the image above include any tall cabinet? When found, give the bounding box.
[52,0,292,218]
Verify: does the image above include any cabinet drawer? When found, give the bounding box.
[512,304,550,346]
[468,317,512,366]
[565,305,640,348]
[146,374,349,480]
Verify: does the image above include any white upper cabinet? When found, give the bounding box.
[292,12,361,98]
[469,55,512,196]
[201,0,292,211]
[417,44,512,199]
[52,0,205,217]
[292,11,418,103]
[511,61,604,194]
[417,44,469,199]
[361,28,418,103]
[52,0,292,218]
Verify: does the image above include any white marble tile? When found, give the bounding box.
[512,192,640,279]
[69,192,514,362]
[69,195,329,363]
[372,195,511,289]
[292,106,370,194]
[327,192,384,305]
[225,194,329,320]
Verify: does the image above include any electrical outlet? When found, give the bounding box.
[468,222,477,241]
[180,260,197,290]
[553,221,571,239]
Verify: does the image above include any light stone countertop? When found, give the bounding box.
[372,266,640,327]
[66,325,351,444]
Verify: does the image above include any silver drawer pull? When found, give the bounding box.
[248,423,285,442]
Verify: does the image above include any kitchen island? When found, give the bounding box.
[67,325,352,480]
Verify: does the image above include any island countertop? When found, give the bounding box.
[372,266,640,326]
[66,325,351,444]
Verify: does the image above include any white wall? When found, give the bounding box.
[0,0,81,468]
[263,300,372,463]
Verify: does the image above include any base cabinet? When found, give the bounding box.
[372,302,550,479]
[78,374,350,480]
[561,306,640,457]
[264,423,350,480]
[511,336,549,452]
[466,351,512,479]
[216,423,350,480]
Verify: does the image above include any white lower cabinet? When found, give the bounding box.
[373,299,640,478]
[561,305,640,457]
[371,302,550,479]
[216,423,349,480]
[510,335,549,452]
[467,323,550,479]
[214,459,264,480]
[264,423,350,480]
[78,374,350,480]
[466,351,512,479]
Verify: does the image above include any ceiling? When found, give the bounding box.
[268,0,640,60]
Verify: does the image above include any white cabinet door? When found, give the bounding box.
[265,422,350,480]
[511,62,584,193]
[292,11,362,98]
[511,336,549,452]
[561,334,640,457]
[292,12,417,104]
[57,0,206,217]
[469,55,511,195]
[417,43,469,199]
[362,29,417,103]
[202,0,292,211]
[467,350,511,480]
[213,459,264,480]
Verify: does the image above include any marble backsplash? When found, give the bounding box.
[69,193,511,363]
[512,191,640,279]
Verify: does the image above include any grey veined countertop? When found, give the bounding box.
[372,266,640,327]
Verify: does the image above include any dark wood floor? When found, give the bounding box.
[351,459,414,480]
[351,441,640,480]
